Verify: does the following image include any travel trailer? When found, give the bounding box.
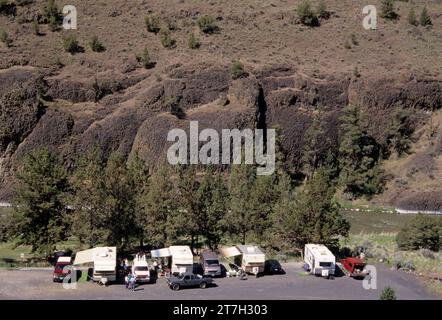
[151,245,194,275]
[304,244,336,278]
[73,247,117,285]
[220,245,265,277]
[132,254,150,283]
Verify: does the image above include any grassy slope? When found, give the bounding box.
[341,233,442,295]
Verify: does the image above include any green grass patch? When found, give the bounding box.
[343,210,416,234]
[341,233,442,294]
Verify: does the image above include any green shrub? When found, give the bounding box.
[31,20,40,35]
[197,15,219,34]
[166,97,186,119]
[160,29,175,49]
[230,60,247,79]
[15,0,34,6]
[44,0,61,29]
[420,7,432,26]
[407,8,418,26]
[0,30,12,47]
[396,214,441,251]
[145,16,161,34]
[0,0,16,16]
[136,47,151,69]
[166,18,178,31]
[188,33,200,49]
[297,0,319,26]
[380,0,398,20]
[379,287,396,300]
[351,34,358,46]
[316,0,328,19]
[63,34,80,54]
[89,35,105,52]
[48,14,59,31]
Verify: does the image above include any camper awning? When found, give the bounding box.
[73,248,95,265]
[151,248,171,258]
[220,246,241,257]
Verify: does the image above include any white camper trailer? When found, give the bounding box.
[73,247,117,284]
[220,245,265,276]
[304,244,335,278]
[151,245,193,275]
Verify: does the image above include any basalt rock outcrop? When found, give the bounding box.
[0,63,441,207]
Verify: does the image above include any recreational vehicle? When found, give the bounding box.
[304,244,336,278]
[151,245,194,275]
[73,247,117,285]
[220,245,265,277]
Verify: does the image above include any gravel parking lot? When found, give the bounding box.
[0,263,439,300]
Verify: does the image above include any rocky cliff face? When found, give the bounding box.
[1,62,441,210]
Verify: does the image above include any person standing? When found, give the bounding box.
[130,273,136,291]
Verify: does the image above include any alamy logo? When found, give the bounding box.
[62,5,77,30]
[362,265,377,290]
[167,121,276,176]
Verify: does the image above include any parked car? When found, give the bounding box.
[53,257,72,282]
[200,251,222,277]
[166,272,213,291]
[264,260,284,275]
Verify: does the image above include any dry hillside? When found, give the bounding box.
[1,0,441,209]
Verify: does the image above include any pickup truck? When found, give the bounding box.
[339,257,369,278]
[53,257,72,282]
[166,272,213,291]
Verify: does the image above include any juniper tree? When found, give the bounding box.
[420,7,432,26]
[224,163,256,244]
[70,147,109,247]
[249,173,279,245]
[396,214,441,251]
[127,152,150,247]
[407,8,418,26]
[13,148,69,254]
[176,165,201,252]
[198,167,228,250]
[386,105,414,157]
[282,168,350,251]
[103,152,137,248]
[338,105,384,197]
[380,0,397,20]
[302,115,325,179]
[142,162,177,247]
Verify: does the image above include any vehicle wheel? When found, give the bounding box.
[172,283,180,291]
[200,281,207,289]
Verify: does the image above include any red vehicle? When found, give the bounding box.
[53,257,72,282]
[340,258,368,278]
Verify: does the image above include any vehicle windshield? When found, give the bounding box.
[319,262,333,267]
[135,266,148,271]
[176,274,185,279]
[55,264,70,271]
[205,260,219,266]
